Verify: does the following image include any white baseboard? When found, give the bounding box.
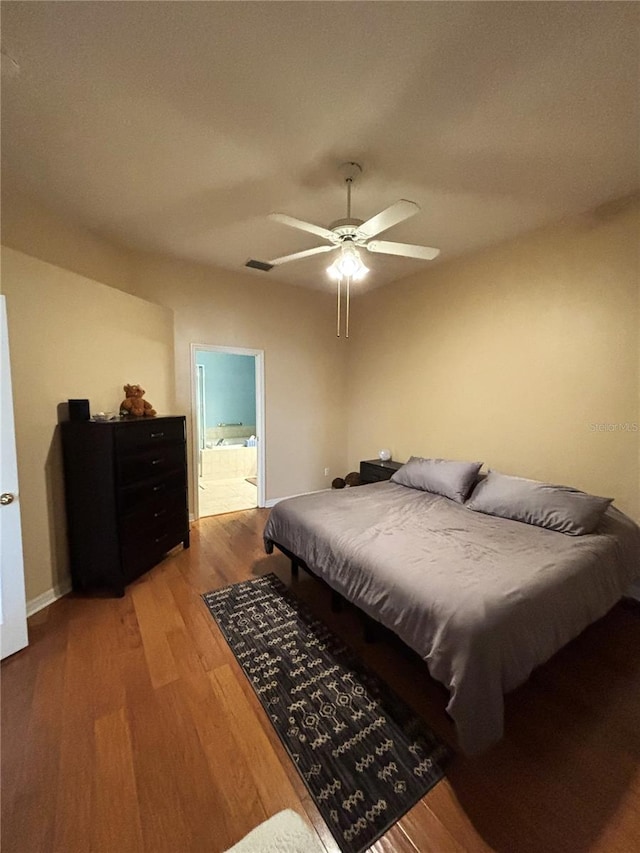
[264,488,329,509]
[27,579,72,617]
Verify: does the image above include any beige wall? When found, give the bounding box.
[0,247,175,600]
[1,188,136,292]
[348,203,640,521]
[1,195,349,601]
[2,192,348,507]
[125,251,347,509]
[2,191,348,505]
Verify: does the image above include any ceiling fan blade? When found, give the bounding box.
[356,200,420,239]
[366,240,440,261]
[269,213,338,243]
[268,244,336,266]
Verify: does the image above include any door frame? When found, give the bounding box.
[0,295,28,659]
[190,343,265,519]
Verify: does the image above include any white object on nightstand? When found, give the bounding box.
[378,448,392,461]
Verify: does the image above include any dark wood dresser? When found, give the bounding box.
[359,458,404,484]
[61,415,189,597]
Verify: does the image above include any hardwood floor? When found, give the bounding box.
[2,508,640,853]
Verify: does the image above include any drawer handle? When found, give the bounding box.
[153,509,166,518]
[150,432,165,438]
[152,484,166,492]
[151,458,164,466]
[154,534,168,544]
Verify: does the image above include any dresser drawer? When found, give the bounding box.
[119,489,187,539]
[117,443,185,486]
[115,418,185,453]
[121,513,188,582]
[119,469,186,514]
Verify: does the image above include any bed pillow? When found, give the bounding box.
[466,470,612,535]
[390,456,483,503]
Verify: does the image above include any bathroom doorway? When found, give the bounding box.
[191,345,265,518]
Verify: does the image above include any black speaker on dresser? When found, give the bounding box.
[68,398,90,421]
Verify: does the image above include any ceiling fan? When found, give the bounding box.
[248,162,440,274]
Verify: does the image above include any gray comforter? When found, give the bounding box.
[263,482,640,755]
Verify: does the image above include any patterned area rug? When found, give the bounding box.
[203,574,451,853]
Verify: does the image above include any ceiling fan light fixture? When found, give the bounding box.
[327,244,369,281]
[351,263,369,283]
[326,262,341,281]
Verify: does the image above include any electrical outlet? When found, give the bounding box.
[324,467,330,477]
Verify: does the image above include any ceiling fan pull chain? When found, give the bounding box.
[345,275,350,339]
[336,277,341,337]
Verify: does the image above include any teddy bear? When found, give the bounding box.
[119,384,157,417]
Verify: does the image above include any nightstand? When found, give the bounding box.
[359,458,404,484]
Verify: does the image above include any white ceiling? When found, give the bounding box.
[2,2,639,293]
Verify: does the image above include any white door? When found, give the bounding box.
[0,295,28,659]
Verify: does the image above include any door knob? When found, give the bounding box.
[0,493,15,505]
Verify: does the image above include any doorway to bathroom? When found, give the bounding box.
[191,345,265,518]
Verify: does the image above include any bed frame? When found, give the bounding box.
[272,540,392,643]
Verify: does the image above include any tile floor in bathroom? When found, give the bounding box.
[198,476,258,516]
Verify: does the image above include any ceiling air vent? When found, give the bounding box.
[245,259,274,272]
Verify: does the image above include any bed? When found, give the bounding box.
[263,479,640,755]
